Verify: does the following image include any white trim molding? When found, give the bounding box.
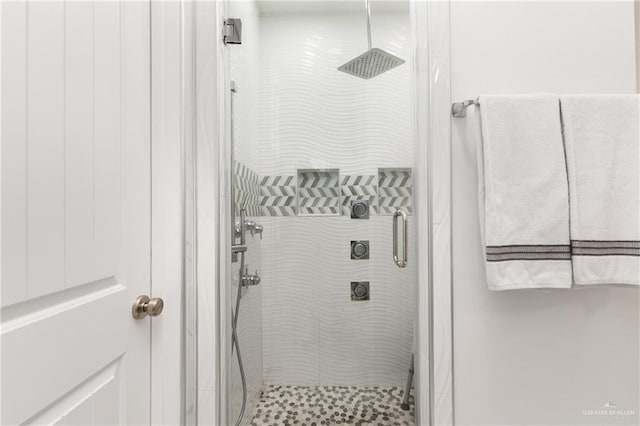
[424,0,454,425]
[413,1,454,425]
[193,1,229,425]
[150,2,192,424]
[410,1,432,425]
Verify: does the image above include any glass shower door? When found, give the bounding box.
[225,1,416,425]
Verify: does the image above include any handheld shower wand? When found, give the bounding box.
[231,196,250,426]
[230,80,249,426]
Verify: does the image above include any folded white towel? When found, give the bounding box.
[560,94,640,286]
[478,94,572,290]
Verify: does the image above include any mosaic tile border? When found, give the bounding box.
[234,165,413,218]
[341,175,378,216]
[378,168,413,216]
[250,385,415,426]
[234,161,261,217]
[297,169,341,216]
[260,175,297,216]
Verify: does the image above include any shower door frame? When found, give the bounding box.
[413,1,455,425]
[189,1,456,425]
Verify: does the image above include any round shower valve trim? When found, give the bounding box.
[351,281,370,301]
[354,284,367,298]
[353,243,368,257]
[351,240,370,260]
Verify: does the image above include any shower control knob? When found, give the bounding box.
[132,295,165,319]
[245,221,256,236]
[254,224,264,239]
[242,270,261,286]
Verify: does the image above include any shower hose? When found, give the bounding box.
[231,250,248,426]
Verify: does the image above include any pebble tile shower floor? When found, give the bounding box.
[249,385,415,426]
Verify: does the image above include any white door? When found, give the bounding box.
[2,2,152,424]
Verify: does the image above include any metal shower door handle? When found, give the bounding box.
[393,209,408,268]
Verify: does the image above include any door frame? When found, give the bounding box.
[150,1,193,424]
[413,1,455,424]
[192,1,229,424]
[188,1,447,425]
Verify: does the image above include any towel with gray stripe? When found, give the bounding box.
[478,94,572,290]
[478,94,639,290]
[560,95,640,286]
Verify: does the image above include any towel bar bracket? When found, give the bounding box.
[452,99,479,117]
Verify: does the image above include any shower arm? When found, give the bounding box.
[365,0,372,50]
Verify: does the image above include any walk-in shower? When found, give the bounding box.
[224,1,416,425]
[186,2,640,426]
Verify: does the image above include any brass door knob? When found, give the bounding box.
[132,295,164,319]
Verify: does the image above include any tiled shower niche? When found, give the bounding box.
[295,168,412,217]
[378,168,413,215]
[233,162,413,217]
[341,175,378,216]
[297,169,341,216]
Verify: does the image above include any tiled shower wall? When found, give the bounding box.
[255,11,415,386]
[259,215,415,386]
[257,13,412,176]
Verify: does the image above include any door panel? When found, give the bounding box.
[1,0,27,305]
[1,2,151,425]
[26,1,66,298]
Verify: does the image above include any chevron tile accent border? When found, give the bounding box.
[260,175,297,216]
[341,175,377,216]
[252,168,413,217]
[297,169,340,216]
[234,161,261,217]
[378,168,413,215]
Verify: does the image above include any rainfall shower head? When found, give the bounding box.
[337,0,405,79]
[338,48,404,80]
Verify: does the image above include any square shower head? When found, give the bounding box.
[337,48,405,80]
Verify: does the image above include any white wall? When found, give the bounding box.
[257,12,415,386]
[451,2,639,425]
[636,0,640,90]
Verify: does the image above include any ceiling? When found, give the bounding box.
[255,0,410,15]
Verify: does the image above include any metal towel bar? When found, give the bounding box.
[451,99,479,117]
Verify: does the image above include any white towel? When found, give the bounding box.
[478,94,572,290]
[560,95,640,286]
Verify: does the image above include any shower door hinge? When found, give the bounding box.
[223,18,242,45]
